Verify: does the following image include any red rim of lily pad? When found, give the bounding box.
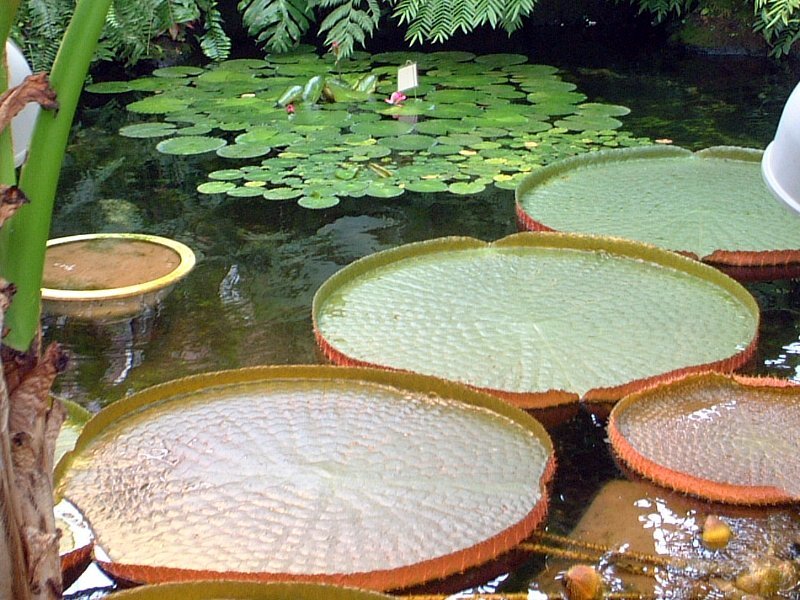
[313,233,759,409]
[608,372,800,505]
[514,146,800,281]
[55,365,555,590]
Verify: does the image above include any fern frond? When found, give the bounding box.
[197,1,232,60]
[239,0,313,53]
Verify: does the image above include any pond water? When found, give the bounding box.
[47,39,800,598]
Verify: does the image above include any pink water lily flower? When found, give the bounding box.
[286,103,295,115]
[385,91,407,106]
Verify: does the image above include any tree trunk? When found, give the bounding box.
[0,186,65,600]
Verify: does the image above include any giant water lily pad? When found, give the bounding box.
[111,582,394,599]
[95,49,651,208]
[516,146,800,280]
[313,233,759,408]
[55,366,554,589]
[608,373,800,504]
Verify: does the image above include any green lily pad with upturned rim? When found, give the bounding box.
[313,232,759,409]
[217,143,272,159]
[608,372,800,504]
[152,66,205,78]
[55,365,554,590]
[110,582,395,599]
[515,145,800,280]
[262,187,303,200]
[298,195,341,209]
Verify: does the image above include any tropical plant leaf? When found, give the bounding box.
[238,0,314,53]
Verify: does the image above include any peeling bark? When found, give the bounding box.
[0,221,65,600]
[0,73,58,135]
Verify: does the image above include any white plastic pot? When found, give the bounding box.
[4,40,40,167]
[763,81,800,214]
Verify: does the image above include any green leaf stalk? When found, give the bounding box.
[0,0,112,351]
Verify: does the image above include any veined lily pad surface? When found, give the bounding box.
[313,233,759,408]
[88,48,651,208]
[55,366,554,589]
[516,146,800,280]
[608,373,800,505]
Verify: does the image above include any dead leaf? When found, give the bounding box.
[0,73,58,135]
[0,185,29,227]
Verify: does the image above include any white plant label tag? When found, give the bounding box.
[397,63,418,92]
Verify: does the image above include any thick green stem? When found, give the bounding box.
[0,0,22,186]
[0,0,112,351]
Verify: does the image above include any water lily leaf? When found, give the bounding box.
[609,373,800,504]
[86,80,134,94]
[437,133,483,146]
[366,182,405,198]
[197,70,257,85]
[57,367,552,588]
[175,124,213,136]
[429,143,463,155]
[152,66,204,78]
[426,89,486,104]
[426,103,485,119]
[227,186,267,197]
[119,122,177,138]
[448,181,486,195]
[313,233,759,407]
[235,126,279,144]
[350,120,415,137]
[109,581,395,599]
[554,115,623,131]
[377,100,435,117]
[372,51,427,63]
[156,136,227,155]
[217,143,272,159]
[425,50,476,63]
[197,181,237,194]
[298,195,340,209]
[127,96,191,115]
[209,169,244,181]
[404,179,450,193]
[127,77,180,92]
[474,53,528,67]
[291,109,352,127]
[414,120,457,136]
[504,64,560,77]
[378,135,434,151]
[56,400,91,465]
[516,146,800,278]
[262,187,303,200]
[218,58,271,70]
[578,102,632,117]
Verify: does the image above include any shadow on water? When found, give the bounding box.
[46,23,800,597]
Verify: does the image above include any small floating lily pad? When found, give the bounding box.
[157,136,227,155]
[55,366,553,589]
[515,146,800,279]
[127,97,191,115]
[313,233,759,408]
[86,80,134,94]
[197,181,237,194]
[608,373,800,504]
[119,122,178,138]
[216,143,271,159]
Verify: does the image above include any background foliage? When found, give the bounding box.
[10,0,800,73]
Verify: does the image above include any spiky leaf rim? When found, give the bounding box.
[608,372,798,505]
[514,145,800,279]
[312,232,759,409]
[54,365,555,590]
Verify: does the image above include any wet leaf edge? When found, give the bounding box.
[54,364,555,591]
[312,231,760,409]
[607,372,799,505]
[514,145,800,280]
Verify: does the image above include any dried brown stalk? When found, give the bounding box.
[0,172,66,600]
